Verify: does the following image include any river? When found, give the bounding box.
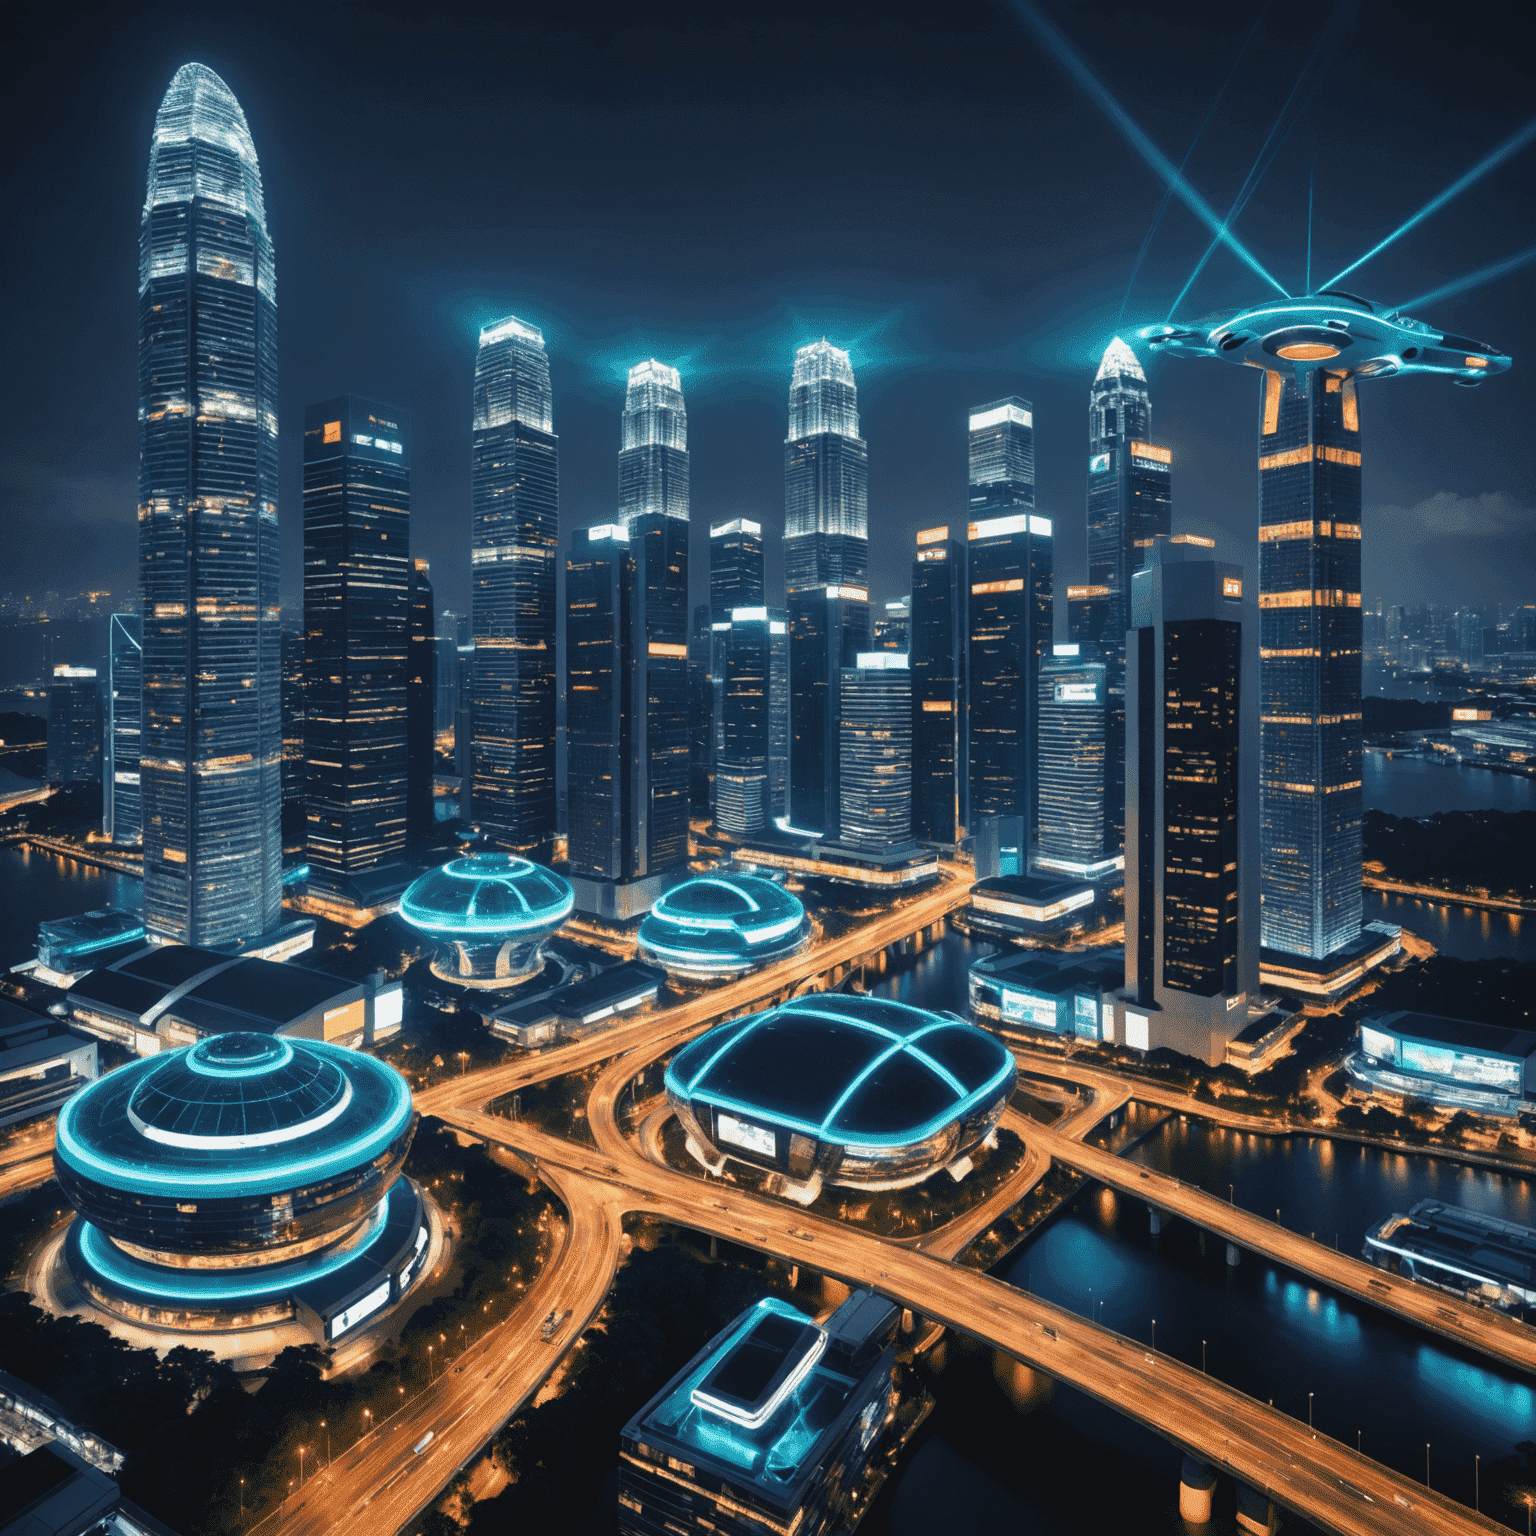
[865,935,1534,1533]
[0,845,141,972]
[1365,749,1535,817]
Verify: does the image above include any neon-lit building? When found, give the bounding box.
[910,525,967,846]
[1349,1011,1536,1115]
[471,315,558,859]
[619,1291,902,1536]
[138,64,282,950]
[666,995,1014,1196]
[46,668,101,788]
[966,874,1096,942]
[637,873,808,982]
[969,947,1122,1043]
[398,853,572,987]
[1364,1200,1536,1314]
[104,615,142,845]
[619,360,688,527]
[1034,644,1119,881]
[53,1032,429,1342]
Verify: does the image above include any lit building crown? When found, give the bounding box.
[474,313,554,433]
[621,358,687,452]
[788,340,860,441]
[1094,335,1146,383]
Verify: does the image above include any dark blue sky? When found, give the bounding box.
[2,0,1531,617]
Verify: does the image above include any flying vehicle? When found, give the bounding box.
[1138,292,1510,385]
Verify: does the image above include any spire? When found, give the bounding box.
[1095,336,1146,383]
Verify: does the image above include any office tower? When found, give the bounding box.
[454,645,474,820]
[688,604,712,810]
[714,606,789,835]
[619,360,688,527]
[1066,584,1112,653]
[910,526,967,845]
[138,64,281,947]
[407,558,436,850]
[46,667,101,786]
[618,1291,902,1536]
[566,526,628,880]
[1035,644,1118,879]
[709,519,765,611]
[873,598,910,652]
[104,614,142,844]
[1086,340,1171,663]
[564,517,689,912]
[1257,368,1363,968]
[440,607,471,648]
[968,397,1035,517]
[280,625,306,814]
[302,398,411,899]
[785,342,867,593]
[433,635,458,740]
[967,512,1053,840]
[471,315,558,858]
[1123,536,1258,1065]
[785,343,870,835]
[840,653,912,851]
[708,519,765,815]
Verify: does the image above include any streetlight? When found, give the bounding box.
[1425,1443,1431,1488]
[362,1407,372,1444]
[1151,1319,1156,1350]
[428,1344,434,1381]
[1229,1183,1234,1205]
[1308,1392,1314,1434]
[297,1446,306,1489]
[1201,1339,1206,1374]
[239,1478,244,1517]
[321,1419,331,1465]
[457,1051,469,1076]
[1475,1454,1479,1512]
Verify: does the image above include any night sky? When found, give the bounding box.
[2,0,1531,621]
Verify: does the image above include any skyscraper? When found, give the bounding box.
[873,598,910,653]
[909,526,967,845]
[840,653,912,852]
[688,603,713,811]
[715,607,786,836]
[563,515,689,916]
[104,614,142,846]
[407,558,436,851]
[708,519,765,816]
[138,64,281,947]
[1035,644,1117,879]
[46,668,101,787]
[1121,536,1258,1065]
[1257,367,1364,969]
[302,397,411,900]
[967,512,1053,841]
[471,315,558,859]
[1086,338,1170,852]
[968,397,1035,517]
[785,343,870,836]
[619,361,688,526]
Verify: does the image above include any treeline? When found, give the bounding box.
[0,1120,555,1535]
[1358,954,1536,1031]
[1363,808,1536,901]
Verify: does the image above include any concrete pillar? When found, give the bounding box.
[709,1235,717,1260]
[1227,1241,1241,1267]
[1234,1483,1277,1535]
[1149,1207,1164,1235]
[1179,1455,1216,1524]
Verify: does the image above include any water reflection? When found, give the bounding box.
[0,846,141,971]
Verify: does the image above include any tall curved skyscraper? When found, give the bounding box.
[470,316,558,857]
[138,63,281,946]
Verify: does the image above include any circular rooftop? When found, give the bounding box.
[666,994,1014,1151]
[398,854,574,938]
[638,873,808,978]
[56,1033,413,1201]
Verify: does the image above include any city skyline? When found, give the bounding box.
[3,4,1531,622]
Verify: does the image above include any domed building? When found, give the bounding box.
[665,994,1015,1198]
[398,854,574,987]
[637,873,809,981]
[54,1032,430,1343]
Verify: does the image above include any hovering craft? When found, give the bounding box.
[1138,292,1510,385]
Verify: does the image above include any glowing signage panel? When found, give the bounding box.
[717,1114,776,1158]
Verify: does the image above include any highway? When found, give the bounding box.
[0,1128,56,1203]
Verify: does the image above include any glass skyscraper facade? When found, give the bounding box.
[105,614,142,846]
[967,513,1052,839]
[910,526,967,845]
[708,519,765,817]
[302,397,411,895]
[839,653,912,852]
[1257,368,1364,962]
[968,397,1035,516]
[47,668,101,787]
[1035,645,1117,879]
[1086,338,1169,852]
[785,343,870,836]
[471,315,558,858]
[138,63,281,947]
[619,361,688,526]
[715,608,786,835]
[407,558,436,851]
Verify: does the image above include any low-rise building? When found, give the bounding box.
[33,909,146,988]
[1364,1200,1536,1313]
[966,874,1096,942]
[481,960,666,1048]
[1348,1010,1536,1115]
[968,947,1122,1043]
[618,1291,903,1536]
[0,1002,98,1129]
[65,946,399,1055]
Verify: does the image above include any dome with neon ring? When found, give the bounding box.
[398,853,574,987]
[52,1032,430,1342]
[665,994,1015,1194]
[637,872,810,981]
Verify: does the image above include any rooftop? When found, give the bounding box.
[399,854,574,937]
[1368,1011,1536,1061]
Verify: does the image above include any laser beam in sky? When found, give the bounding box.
[1323,115,1536,291]
[1005,0,1289,299]
[1397,242,1536,314]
